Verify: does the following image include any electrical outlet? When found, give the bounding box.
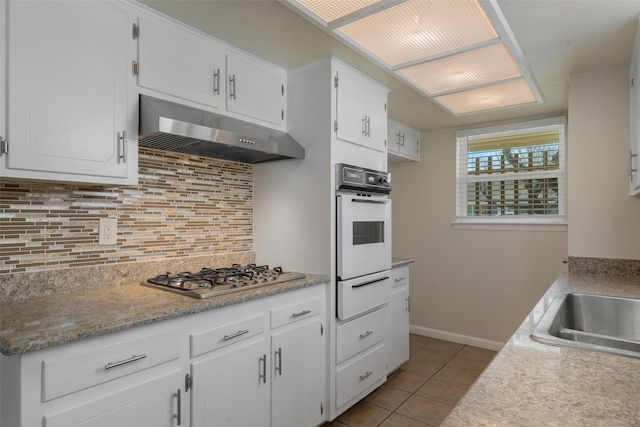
[99,218,117,245]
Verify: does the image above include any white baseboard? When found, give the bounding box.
[409,325,505,352]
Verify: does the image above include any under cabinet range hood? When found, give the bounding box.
[138,95,305,164]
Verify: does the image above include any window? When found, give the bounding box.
[455,117,566,230]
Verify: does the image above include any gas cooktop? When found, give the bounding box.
[142,264,306,299]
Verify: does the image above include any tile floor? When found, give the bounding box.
[324,334,497,427]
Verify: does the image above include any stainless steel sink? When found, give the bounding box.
[531,293,640,358]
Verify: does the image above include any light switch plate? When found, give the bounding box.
[98,218,117,245]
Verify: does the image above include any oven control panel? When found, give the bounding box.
[336,163,391,194]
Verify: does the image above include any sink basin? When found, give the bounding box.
[531,293,640,358]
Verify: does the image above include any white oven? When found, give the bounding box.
[336,194,391,280]
[336,163,392,320]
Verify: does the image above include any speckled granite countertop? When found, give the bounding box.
[0,274,329,356]
[442,272,640,426]
[392,257,414,268]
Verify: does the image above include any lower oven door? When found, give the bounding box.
[337,270,391,320]
[337,195,391,281]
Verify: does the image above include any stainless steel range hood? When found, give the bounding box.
[138,95,305,164]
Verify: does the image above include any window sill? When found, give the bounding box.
[452,217,568,232]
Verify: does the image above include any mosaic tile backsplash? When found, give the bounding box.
[0,148,253,275]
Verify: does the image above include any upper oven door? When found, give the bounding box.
[337,195,391,280]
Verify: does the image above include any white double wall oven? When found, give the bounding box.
[335,163,392,321]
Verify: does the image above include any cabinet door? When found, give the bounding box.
[226,54,286,128]
[271,319,325,427]
[387,285,409,374]
[137,16,225,110]
[399,126,421,160]
[4,1,136,183]
[365,87,388,153]
[335,65,368,147]
[44,369,182,427]
[630,17,640,196]
[191,336,269,427]
[335,63,388,153]
[387,121,402,155]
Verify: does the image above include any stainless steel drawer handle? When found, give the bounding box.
[359,330,373,339]
[104,353,147,370]
[395,277,406,282]
[291,309,311,318]
[223,329,249,340]
[359,371,373,381]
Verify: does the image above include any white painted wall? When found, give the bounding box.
[390,128,568,345]
[567,66,640,259]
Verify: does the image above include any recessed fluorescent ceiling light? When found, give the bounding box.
[286,0,542,115]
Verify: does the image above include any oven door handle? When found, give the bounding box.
[351,276,389,289]
[351,199,389,204]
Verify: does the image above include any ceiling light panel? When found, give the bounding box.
[294,0,383,24]
[398,43,522,95]
[336,0,499,67]
[435,79,537,114]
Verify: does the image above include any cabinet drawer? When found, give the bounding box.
[336,306,385,364]
[335,344,386,409]
[191,313,264,357]
[391,266,409,288]
[270,297,321,329]
[42,328,180,401]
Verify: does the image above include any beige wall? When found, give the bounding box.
[390,130,568,345]
[568,66,640,259]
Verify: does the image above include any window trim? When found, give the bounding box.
[454,116,567,231]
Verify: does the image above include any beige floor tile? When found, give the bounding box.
[445,353,492,375]
[379,413,430,427]
[409,334,432,354]
[364,385,412,411]
[423,339,464,355]
[415,379,468,406]
[411,347,457,366]
[337,401,391,427]
[396,394,454,426]
[431,366,479,389]
[457,346,497,364]
[385,370,429,393]
[399,358,442,379]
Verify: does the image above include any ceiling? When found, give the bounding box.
[140,0,640,132]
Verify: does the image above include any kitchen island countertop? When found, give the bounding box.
[442,272,640,426]
[0,273,329,356]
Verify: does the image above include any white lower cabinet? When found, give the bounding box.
[191,336,270,426]
[0,323,182,427]
[334,306,387,413]
[335,343,386,409]
[387,264,410,374]
[189,286,326,427]
[43,370,182,427]
[0,285,327,427]
[271,317,325,427]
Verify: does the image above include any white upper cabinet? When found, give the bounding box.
[226,53,286,128]
[1,0,138,185]
[334,61,388,153]
[387,119,421,162]
[630,16,640,196]
[135,10,287,130]
[136,16,226,111]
